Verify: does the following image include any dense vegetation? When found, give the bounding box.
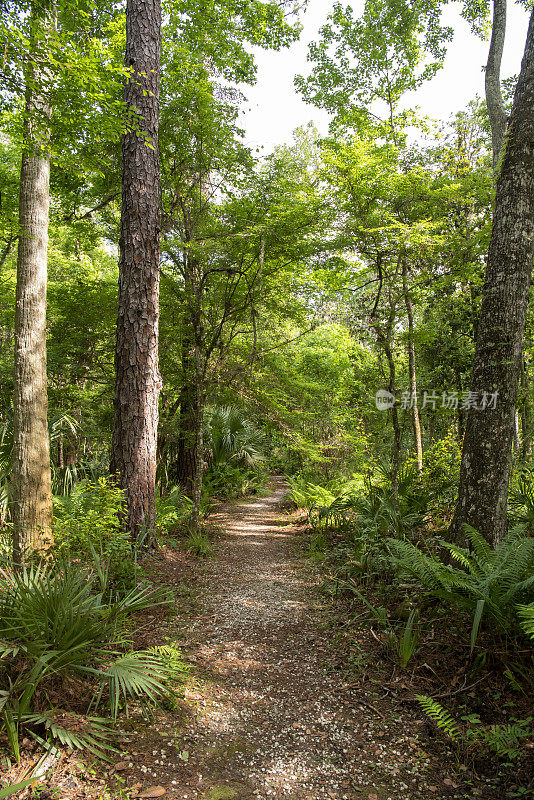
[0,0,533,794]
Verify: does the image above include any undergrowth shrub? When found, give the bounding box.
[387,526,534,650]
[53,478,138,594]
[509,468,534,532]
[156,486,193,533]
[517,602,534,639]
[204,461,267,500]
[295,467,430,590]
[184,529,214,557]
[421,431,460,501]
[287,475,337,523]
[201,406,267,500]
[293,466,428,539]
[319,468,429,538]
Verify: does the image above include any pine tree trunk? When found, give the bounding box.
[450,10,534,545]
[111,0,162,539]
[12,6,53,562]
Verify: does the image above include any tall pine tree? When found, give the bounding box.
[111,0,162,539]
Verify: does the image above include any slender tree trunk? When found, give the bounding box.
[402,261,423,476]
[189,257,205,531]
[58,433,64,469]
[111,0,162,539]
[0,234,17,272]
[12,6,53,561]
[486,0,508,171]
[375,322,400,508]
[520,358,530,459]
[258,235,265,365]
[384,341,401,508]
[450,10,534,545]
[513,409,520,453]
[175,333,199,496]
[189,385,204,532]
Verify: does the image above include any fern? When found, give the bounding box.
[388,527,534,648]
[476,722,532,760]
[517,603,534,639]
[417,696,459,739]
[418,697,532,760]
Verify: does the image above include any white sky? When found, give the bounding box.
[240,0,530,153]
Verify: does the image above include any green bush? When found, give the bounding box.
[204,405,265,469]
[421,431,461,497]
[319,468,429,538]
[184,530,214,557]
[204,461,265,500]
[287,475,337,523]
[200,406,267,500]
[53,478,137,594]
[53,477,124,549]
[509,468,534,532]
[517,602,534,639]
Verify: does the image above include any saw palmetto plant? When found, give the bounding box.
[0,558,182,761]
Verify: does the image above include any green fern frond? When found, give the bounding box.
[463,525,493,564]
[517,603,534,639]
[417,696,459,740]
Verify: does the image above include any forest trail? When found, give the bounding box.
[162,480,442,800]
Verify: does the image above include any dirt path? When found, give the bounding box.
[162,483,447,800]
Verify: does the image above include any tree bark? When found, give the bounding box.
[450,9,534,545]
[188,257,205,531]
[485,0,508,172]
[12,4,53,562]
[189,385,204,532]
[111,0,162,539]
[402,261,423,476]
[455,367,465,442]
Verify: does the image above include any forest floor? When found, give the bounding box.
[6,480,531,800]
[100,478,527,800]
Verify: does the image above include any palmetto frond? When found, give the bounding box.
[95,650,174,719]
